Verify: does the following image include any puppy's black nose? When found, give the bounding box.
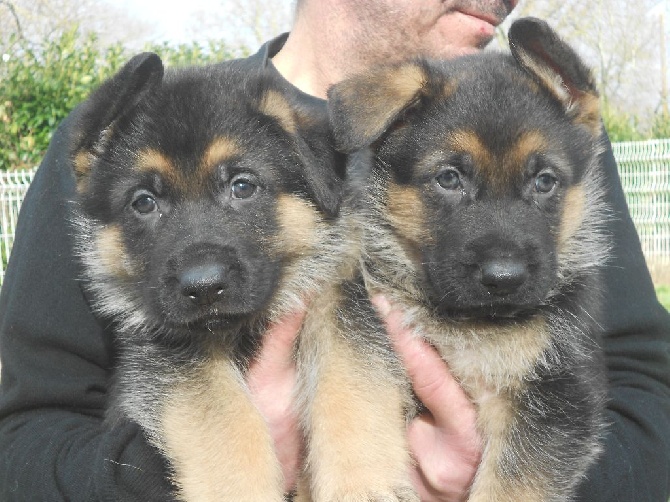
[479,259,528,296]
[179,263,227,306]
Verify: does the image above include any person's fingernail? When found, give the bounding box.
[371,294,391,316]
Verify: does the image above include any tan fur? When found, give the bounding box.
[260,90,298,134]
[573,93,602,137]
[469,394,519,502]
[73,151,95,192]
[136,148,183,189]
[273,194,320,257]
[514,50,571,106]
[504,130,548,175]
[161,353,284,502]
[95,225,136,279]
[446,129,495,177]
[514,47,601,138]
[425,315,551,395]
[341,63,426,143]
[386,182,429,246]
[442,79,458,99]
[558,185,586,251]
[201,136,240,172]
[298,288,415,501]
[135,139,241,195]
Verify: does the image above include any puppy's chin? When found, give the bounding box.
[433,301,541,323]
[158,309,251,333]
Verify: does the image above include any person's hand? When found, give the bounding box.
[372,295,483,502]
[247,310,305,493]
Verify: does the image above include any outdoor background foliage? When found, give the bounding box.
[0,28,242,170]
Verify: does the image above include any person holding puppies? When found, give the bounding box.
[1,1,669,501]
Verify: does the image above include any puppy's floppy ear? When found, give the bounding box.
[259,88,345,218]
[327,61,428,152]
[70,52,164,185]
[509,17,601,136]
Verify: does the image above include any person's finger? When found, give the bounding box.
[246,310,305,493]
[372,295,477,431]
[248,309,305,377]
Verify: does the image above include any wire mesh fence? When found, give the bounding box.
[613,139,670,283]
[0,168,37,285]
[0,139,669,286]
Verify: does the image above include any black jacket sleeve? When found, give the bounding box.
[575,134,670,501]
[0,112,176,502]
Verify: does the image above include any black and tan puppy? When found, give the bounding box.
[69,55,415,501]
[328,18,609,502]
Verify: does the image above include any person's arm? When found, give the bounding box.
[0,113,176,501]
[573,134,670,502]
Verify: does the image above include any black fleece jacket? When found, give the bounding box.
[1,36,669,502]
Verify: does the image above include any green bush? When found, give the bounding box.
[0,29,126,170]
[651,111,670,139]
[0,28,241,171]
[601,105,646,143]
[657,285,670,312]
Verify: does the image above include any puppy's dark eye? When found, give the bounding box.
[535,172,558,194]
[132,193,158,214]
[436,169,462,190]
[231,179,257,199]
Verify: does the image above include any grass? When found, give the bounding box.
[656,285,670,312]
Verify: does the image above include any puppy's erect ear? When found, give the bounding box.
[509,17,601,136]
[70,52,164,186]
[327,62,428,152]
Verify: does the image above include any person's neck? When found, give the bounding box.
[271,8,360,99]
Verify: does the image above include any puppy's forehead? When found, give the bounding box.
[463,129,546,184]
[134,136,241,192]
[416,127,550,188]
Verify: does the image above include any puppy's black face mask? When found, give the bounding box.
[375,56,596,320]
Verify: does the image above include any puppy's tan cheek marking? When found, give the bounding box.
[95,225,137,279]
[259,90,297,134]
[273,194,320,257]
[558,184,585,250]
[386,182,428,245]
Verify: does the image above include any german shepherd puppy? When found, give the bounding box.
[328,18,609,502]
[69,55,415,501]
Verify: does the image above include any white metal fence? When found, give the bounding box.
[0,140,669,286]
[0,168,37,285]
[613,140,670,275]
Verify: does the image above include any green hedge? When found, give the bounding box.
[0,28,242,170]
